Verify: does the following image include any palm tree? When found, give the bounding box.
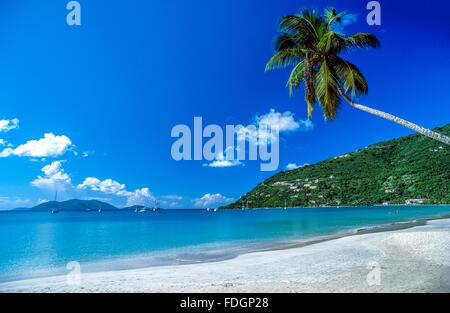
[266,8,450,145]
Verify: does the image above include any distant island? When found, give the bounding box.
[14,199,149,212]
[222,124,449,209]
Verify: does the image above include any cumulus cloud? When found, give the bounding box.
[123,188,155,206]
[203,147,243,168]
[192,193,235,208]
[0,139,5,146]
[256,109,302,132]
[0,118,19,132]
[285,163,309,170]
[237,109,313,145]
[0,133,72,158]
[31,161,72,190]
[77,177,125,194]
[77,177,154,206]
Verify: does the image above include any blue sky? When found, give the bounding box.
[0,0,449,209]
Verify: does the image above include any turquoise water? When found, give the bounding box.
[0,205,449,282]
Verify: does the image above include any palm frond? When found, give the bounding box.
[315,58,340,119]
[278,11,322,44]
[278,15,304,33]
[345,33,381,50]
[334,57,368,97]
[286,60,305,96]
[323,7,347,29]
[265,49,303,71]
[317,31,347,54]
[274,33,297,51]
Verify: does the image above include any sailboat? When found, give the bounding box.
[98,207,102,213]
[51,191,59,213]
[284,200,287,210]
[152,199,161,212]
[139,206,147,213]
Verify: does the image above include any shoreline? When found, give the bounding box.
[1,215,449,292]
[221,203,450,210]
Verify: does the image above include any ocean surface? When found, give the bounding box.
[1,205,449,283]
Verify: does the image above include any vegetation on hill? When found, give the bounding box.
[222,124,450,209]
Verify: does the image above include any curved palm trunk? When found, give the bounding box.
[338,87,450,145]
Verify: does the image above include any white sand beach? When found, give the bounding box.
[1,218,449,293]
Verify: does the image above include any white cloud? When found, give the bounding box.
[203,148,243,168]
[0,118,19,132]
[0,196,32,210]
[77,177,154,206]
[77,177,125,194]
[205,159,243,167]
[0,133,72,158]
[0,139,5,146]
[256,109,302,132]
[237,109,313,145]
[285,163,309,170]
[192,193,235,208]
[161,195,183,200]
[122,188,155,206]
[82,150,94,157]
[31,161,72,190]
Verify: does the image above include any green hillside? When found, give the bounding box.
[222,124,450,209]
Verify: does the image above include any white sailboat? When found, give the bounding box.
[51,191,59,213]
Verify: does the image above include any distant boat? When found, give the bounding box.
[213,208,218,212]
[51,191,59,213]
[284,200,287,210]
[152,199,164,213]
[206,208,211,211]
[134,207,138,213]
[98,207,102,213]
[139,206,147,213]
[85,207,91,212]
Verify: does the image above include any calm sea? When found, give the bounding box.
[1,205,449,282]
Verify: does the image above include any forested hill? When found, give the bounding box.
[222,124,450,209]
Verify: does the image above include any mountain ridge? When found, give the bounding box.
[14,199,147,211]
